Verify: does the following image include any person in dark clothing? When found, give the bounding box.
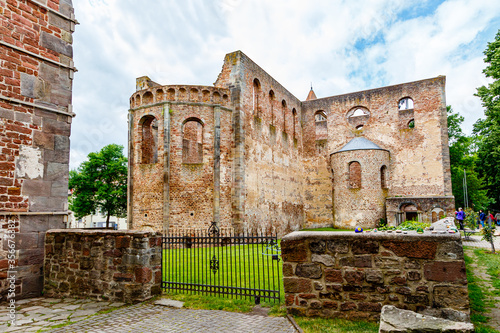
[479,209,486,229]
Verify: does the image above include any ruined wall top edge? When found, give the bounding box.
[130,85,231,109]
[302,76,446,108]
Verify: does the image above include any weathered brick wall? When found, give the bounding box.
[44,229,161,303]
[215,52,306,234]
[331,149,390,228]
[129,85,233,232]
[0,0,75,300]
[302,77,454,228]
[282,231,469,321]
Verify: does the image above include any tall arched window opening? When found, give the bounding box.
[292,108,297,138]
[139,115,158,164]
[381,165,387,189]
[349,161,361,188]
[269,90,275,125]
[182,119,204,164]
[315,111,327,141]
[253,79,261,116]
[282,100,287,131]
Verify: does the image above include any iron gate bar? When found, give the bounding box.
[161,226,281,303]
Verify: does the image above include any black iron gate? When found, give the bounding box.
[161,222,281,303]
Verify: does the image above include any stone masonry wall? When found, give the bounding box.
[0,0,75,300]
[129,85,233,232]
[215,51,306,234]
[44,229,161,303]
[282,231,469,322]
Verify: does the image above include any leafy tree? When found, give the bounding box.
[69,144,127,227]
[447,106,491,210]
[475,29,500,211]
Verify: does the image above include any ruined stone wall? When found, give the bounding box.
[282,231,469,322]
[0,0,75,300]
[386,196,455,226]
[129,85,233,232]
[302,77,453,227]
[43,229,161,303]
[331,149,390,228]
[215,51,305,234]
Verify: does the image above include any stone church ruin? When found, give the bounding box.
[128,51,454,234]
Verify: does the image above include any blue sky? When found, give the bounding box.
[70,0,500,169]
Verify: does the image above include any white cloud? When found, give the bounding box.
[69,0,500,168]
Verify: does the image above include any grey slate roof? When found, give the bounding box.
[333,137,388,154]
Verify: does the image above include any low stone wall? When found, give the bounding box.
[282,231,469,321]
[44,229,162,303]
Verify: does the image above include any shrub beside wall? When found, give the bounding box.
[44,229,162,303]
[281,231,469,321]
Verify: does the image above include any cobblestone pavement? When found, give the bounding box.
[461,230,500,249]
[0,297,296,332]
[50,303,296,333]
[0,297,126,332]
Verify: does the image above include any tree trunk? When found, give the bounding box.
[106,212,110,229]
[491,239,496,254]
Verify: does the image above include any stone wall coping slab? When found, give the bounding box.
[46,229,158,236]
[282,231,461,242]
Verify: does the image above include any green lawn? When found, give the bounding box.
[464,247,500,333]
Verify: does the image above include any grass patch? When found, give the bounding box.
[294,317,379,333]
[473,248,500,297]
[163,241,284,303]
[163,293,256,313]
[464,247,500,332]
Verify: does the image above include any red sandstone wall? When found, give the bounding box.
[129,85,233,232]
[0,0,75,299]
[216,52,306,234]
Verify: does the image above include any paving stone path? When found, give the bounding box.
[0,297,296,332]
[50,303,296,333]
[461,232,500,249]
[0,297,126,332]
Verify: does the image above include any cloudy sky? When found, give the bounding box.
[70,0,500,169]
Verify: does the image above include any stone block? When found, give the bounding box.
[54,135,70,151]
[365,270,384,284]
[379,305,474,333]
[325,269,343,283]
[407,271,421,281]
[404,294,429,305]
[374,257,401,268]
[296,263,322,279]
[327,239,349,253]
[436,241,464,260]
[312,253,336,266]
[310,240,326,253]
[382,240,437,259]
[51,180,69,197]
[282,263,294,276]
[354,255,372,267]
[351,240,379,254]
[46,162,69,181]
[340,302,357,311]
[433,286,469,309]
[344,270,365,285]
[282,239,308,262]
[41,32,73,57]
[135,267,152,283]
[20,215,49,233]
[424,261,466,282]
[283,277,312,293]
[42,118,71,136]
[357,302,381,312]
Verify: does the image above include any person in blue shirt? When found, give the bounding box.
[479,209,486,229]
[455,207,466,230]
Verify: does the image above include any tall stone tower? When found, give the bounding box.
[0,0,76,300]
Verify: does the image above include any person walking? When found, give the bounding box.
[487,211,496,228]
[479,209,486,229]
[495,211,500,226]
[455,207,466,230]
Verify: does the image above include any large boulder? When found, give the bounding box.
[379,305,474,333]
